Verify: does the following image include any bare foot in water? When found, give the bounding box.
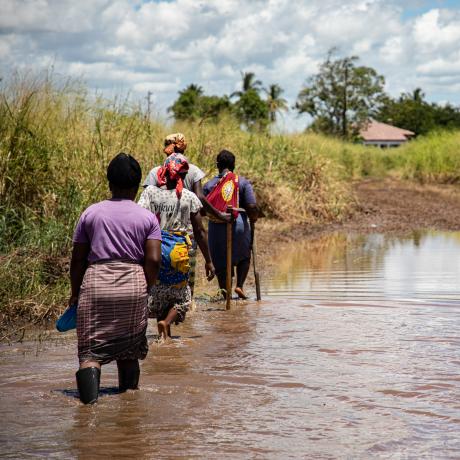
[234,287,248,299]
[157,321,168,340]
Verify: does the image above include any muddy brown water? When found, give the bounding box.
[1,231,459,459]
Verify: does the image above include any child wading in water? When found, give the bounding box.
[138,153,215,339]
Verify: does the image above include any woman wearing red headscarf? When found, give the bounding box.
[143,133,228,297]
[138,153,215,339]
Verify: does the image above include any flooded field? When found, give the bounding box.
[1,231,459,459]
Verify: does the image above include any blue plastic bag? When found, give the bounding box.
[56,303,77,332]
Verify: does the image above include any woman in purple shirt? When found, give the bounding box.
[70,153,161,404]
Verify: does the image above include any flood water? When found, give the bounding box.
[1,231,459,459]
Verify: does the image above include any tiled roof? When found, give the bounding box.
[360,120,415,141]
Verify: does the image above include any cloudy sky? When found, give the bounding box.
[1,0,459,131]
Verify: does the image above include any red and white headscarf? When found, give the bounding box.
[157,153,189,198]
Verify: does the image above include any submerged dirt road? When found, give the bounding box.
[1,231,459,459]
[1,179,460,458]
[246,178,460,287]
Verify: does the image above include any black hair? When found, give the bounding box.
[216,149,235,171]
[107,152,142,189]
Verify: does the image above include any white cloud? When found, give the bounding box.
[1,0,459,132]
[380,36,405,64]
[133,80,180,93]
[417,56,460,77]
[413,9,460,53]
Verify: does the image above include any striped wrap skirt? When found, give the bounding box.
[77,261,149,364]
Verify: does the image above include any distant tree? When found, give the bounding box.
[198,94,231,122]
[412,87,423,103]
[231,72,268,130]
[231,71,262,98]
[169,84,230,122]
[264,84,288,123]
[295,50,386,138]
[376,88,436,136]
[432,103,460,130]
[377,88,460,135]
[169,84,204,121]
[233,88,269,130]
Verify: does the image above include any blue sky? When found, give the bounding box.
[1,0,460,131]
[401,0,460,18]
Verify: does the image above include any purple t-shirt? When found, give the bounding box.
[73,199,161,263]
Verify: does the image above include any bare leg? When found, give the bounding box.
[234,286,248,299]
[235,258,250,299]
[157,308,178,340]
[157,321,166,338]
[79,360,101,370]
[217,272,226,290]
[217,272,227,298]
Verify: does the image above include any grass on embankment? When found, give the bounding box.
[1,72,459,330]
[334,130,460,184]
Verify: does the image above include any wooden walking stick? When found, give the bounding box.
[251,222,261,301]
[226,206,233,310]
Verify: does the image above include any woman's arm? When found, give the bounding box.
[241,179,259,223]
[69,242,90,306]
[190,211,215,281]
[245,203,259,223]
[144,239,161,291]
[193,180,230,223]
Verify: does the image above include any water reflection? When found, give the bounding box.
[0,231,459,458]
[267,231,460,303]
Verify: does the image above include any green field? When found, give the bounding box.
[1,75,459,327]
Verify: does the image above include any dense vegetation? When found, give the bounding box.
[376,88,460,136]
[170,50,460,138]
[1,73,459,329]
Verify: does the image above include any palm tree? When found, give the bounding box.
[231,71,262,98]
[179,83,204,97]
[168,83,204,120]
[412,87,424,102]
[264,84,288,123]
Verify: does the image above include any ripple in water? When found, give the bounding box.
[0,231,459,458]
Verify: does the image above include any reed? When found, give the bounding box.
[1,72,459,327]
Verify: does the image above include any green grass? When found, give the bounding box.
[398,130,460,183]
[1,72,459,328]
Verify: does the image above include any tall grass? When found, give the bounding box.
[328,130,460,183]
[398,130,460,183]
[1,72,459,327]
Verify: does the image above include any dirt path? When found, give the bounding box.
[253,179,460,271]
[344,179,460,233]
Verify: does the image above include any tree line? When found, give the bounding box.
[168,49,460,139]
[169,72,288,131]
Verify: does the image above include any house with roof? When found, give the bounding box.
[359,120,415,148]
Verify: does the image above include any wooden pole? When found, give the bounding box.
[252,225,261,301]
[226,206,233,310]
